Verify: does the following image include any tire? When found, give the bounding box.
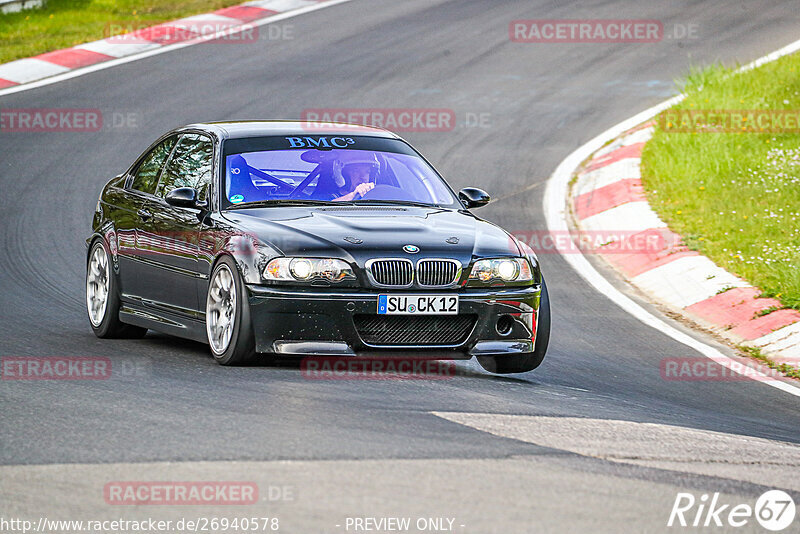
[86,239,147,339]
[477,276,550,374]
[205,256,255,365]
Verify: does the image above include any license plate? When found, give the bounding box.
[377,295,458,315]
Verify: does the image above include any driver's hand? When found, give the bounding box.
[354,182,375,196]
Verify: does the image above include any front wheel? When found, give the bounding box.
[206,256,255,365]
[86,239,147,338]
[477,277,550,374]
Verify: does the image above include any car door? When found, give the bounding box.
[117,135,178,304]
[134,133,213,318]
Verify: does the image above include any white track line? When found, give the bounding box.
[543,40,800,397]
[0,0,355,98]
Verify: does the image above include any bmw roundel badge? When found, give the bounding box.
[403,244,420,254]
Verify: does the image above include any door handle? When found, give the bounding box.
[137,208,152,221]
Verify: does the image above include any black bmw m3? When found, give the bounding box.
[86,121,550,373]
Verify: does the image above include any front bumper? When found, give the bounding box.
[246,284,542,358]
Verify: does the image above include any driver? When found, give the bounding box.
[332,152,379,201]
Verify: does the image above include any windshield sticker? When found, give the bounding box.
[286,136,355,149]
[229,194,244,204]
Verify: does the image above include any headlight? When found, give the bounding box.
[468,258,532,284]
[290,258,313,280]
[264,257,355,283]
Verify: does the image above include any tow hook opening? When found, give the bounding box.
[496,314,514,336]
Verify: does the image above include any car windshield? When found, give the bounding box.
[221,136,459,209]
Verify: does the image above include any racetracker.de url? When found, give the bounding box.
[0,516,280,533]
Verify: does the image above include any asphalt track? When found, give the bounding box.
[1,1,799,532]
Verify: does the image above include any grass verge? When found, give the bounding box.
[738,345,800,380]
[641,54,800,311]
[0,0,246,64]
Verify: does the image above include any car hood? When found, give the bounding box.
[220,206,522,265]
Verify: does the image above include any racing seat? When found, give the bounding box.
[227,154,262,201]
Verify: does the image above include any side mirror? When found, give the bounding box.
[458,187,491,209]
[165,187,204,209]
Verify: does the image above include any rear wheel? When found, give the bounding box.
[206,256,255,365]
[86,239,147,338]
[477,277,550,374]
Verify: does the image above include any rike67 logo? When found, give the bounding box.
[668,490,796,531]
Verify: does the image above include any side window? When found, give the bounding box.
[195,150,213,203]
[156,134,214,199]
[130,136,177,195]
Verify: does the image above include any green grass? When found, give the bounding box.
[0,0,246,64]
[641,54,800,311]
[738,345,800,380]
